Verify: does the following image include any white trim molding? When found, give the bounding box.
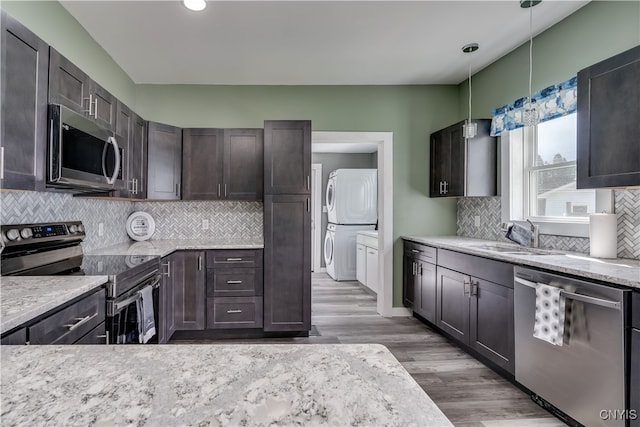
[312,131,394,317]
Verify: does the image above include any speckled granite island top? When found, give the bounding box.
[403,236,640,289]
[1,344,453,427]
[0,276,108,334]
[88,238,264,258]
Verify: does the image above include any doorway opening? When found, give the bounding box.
[311,131,393,317]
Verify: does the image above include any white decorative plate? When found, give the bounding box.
[126,211,156,241]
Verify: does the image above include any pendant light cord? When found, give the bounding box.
[528,5,534,108]
[468,65,472,125]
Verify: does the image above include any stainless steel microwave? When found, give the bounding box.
[48,104,124,191]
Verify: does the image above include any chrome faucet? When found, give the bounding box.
[526,219,539,248]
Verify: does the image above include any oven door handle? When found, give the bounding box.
[109,276,161,316]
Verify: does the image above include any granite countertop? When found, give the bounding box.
[0,276,108,335]
[403,235,640,289]
[357,230,379,238]
[0,343,453,427]
[88,238,264,257]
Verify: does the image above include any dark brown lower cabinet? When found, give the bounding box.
[158,253,178,343]
[436,265,515,374]
[173,251,206,331]
[74,323,107,344]
[0,327,27,345]
[263,195,311,332]
[436,267,470,343]
[402,253,416,308]
[207,297,263,329]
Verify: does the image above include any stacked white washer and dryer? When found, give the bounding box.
[324,169,377,281]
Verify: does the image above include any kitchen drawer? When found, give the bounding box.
[632,291,640,329]
[438,249,513,287]
[403,241,437,264]
[74,322,107,344]
[206,249,263,269]
[206,297,263,329]
[206,268,263,297]
[29,289,105,345]
[0,327,27,345]
[356,233,378,249]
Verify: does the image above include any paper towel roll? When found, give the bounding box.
[589,213,618,258]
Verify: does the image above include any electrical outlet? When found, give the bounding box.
[202,219,209,230]
[98,222,104,236]
[474,216,481,227]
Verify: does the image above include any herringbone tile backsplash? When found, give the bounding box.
[457,189,640,260]
[1,192,263,252]
[135,200,263,239]
[1,191,134,252]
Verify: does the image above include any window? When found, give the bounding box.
[502,113,611,238]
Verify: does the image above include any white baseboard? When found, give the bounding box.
[313,267,327,273]
[390,307,412,317]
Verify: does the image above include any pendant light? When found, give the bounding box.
[183,0,207,12]
[521,0,542,127]
[462,43,479,139]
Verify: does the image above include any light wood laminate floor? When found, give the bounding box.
[175,273,567,426]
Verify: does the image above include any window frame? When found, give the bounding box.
[501,119,612,238]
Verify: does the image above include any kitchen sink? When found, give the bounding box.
[468,242,561,255]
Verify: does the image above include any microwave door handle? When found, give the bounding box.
[102,136,121,185]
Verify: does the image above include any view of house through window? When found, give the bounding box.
[526,113,595,219]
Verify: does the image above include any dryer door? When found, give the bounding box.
[324,230,334,266]
[326,178,336,223]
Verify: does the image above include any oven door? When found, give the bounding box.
[48,104,125,191]
[107,274,160,344]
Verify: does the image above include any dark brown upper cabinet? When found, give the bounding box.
[264,120,311,195]
[0,11,48,191]
[114,102,147,199]
[182,128,224,200]
[182,128,263,201]
[429,119,496,198]
[147,121,182,200]
[577,45,640,189]
[49,48,116,132]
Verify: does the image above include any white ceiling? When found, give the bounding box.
[60,0,589,85]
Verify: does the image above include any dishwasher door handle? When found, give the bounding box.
[514,276,621,310]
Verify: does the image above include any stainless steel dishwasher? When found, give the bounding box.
[514,266,630,427]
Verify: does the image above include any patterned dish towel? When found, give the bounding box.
[533,282,566,346]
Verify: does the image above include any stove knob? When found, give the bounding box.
[20,228,33,239]
[68,225,78,234]
[77,224,85,233]
[5,229,20,241]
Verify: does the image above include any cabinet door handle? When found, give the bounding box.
[226,309,243,314]
[367,250,375,255]
[96,331,110,345]
[412,262,416,275]
[198,255,203,271]
[134,178,139,195]
[162,262,171,277]
[64,313,98,331]
[84,94,94,116]
[307,198,310,212]
[218,183,221,197]
[224,184,227,197]
[226,258,243,261]
[93,97,98,119]
[307,175,310,191]
[419,264,423,276]
[471,282,478,297]
[463,280,471,297]
[443,181,448,194]
[227,280,243,284]
[410,249,422,254]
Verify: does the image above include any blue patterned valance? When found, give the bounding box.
[490,76,577,136]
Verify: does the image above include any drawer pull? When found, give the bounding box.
[411,249,422,253]
[227,280,243,284]
[367,251,376,255]
[64,313,98,331]
[226,309,243,314]
[226,258,243,261]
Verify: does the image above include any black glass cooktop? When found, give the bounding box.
[80,254,159,276]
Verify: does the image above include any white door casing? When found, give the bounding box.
[311,163,322,272]
[312,131,403,317]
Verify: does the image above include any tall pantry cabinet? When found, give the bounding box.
[263,120,312,332]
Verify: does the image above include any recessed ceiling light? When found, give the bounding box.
[183,0,206,12]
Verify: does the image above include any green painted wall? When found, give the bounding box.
[137,84,460,305]
[459,1,640,119]
[1,1,136,107]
